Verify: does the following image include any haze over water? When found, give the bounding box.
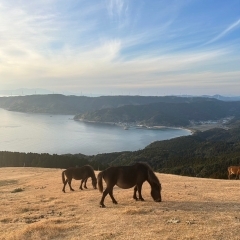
[0,108,191,155]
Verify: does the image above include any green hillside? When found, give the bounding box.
[0,94,200,115]
[1,119,240,179]
[89,118,240,179]
[1,94,240,179]
[76,99,240,127]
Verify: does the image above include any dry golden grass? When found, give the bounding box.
[0,167,239,240]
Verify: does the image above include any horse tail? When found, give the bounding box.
[62,170,66,184]
[97,171,104,193]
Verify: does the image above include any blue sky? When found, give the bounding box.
[0,0,240,96]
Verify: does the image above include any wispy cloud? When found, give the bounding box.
[108,0,124,17]
[206,18,240,45]
[106,0,129,27]
[0,0,240,95]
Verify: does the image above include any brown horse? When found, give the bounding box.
[228,166,240,179]
[97,162,162,207]
[62,165,97,192]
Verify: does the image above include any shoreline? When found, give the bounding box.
[187,123,229,133]
[75,118,187,130]
[75,118,230,134]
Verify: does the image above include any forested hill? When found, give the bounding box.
[1,95,240,127]
[1,118,240,179]
[76,99,240,127]
[1,94,240,179]
[89,118,240,179]
[0,94,207,115]
[1,94,239,118]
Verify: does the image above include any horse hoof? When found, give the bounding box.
[140,198,145,201]
[113,201,118,204]
[100,204,106,208]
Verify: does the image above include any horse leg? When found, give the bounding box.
[68,179,74,191]
[137,183,144,201]
[100,188,111,208]
[84,178,88,189]
[62,179,68,193]
[79,179,84,190]
[109,189,118,204]
[133,186,138,201]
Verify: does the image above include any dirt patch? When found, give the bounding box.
[0,179,18,186]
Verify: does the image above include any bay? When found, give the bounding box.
[0,108,191,155]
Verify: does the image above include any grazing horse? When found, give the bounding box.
[62,165,97,192]
[97,162,162,208]
[228,166,240,179]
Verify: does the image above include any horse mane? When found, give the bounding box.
[80,164,97,179]
[85,165,97,180]
[138,162,160,186]
[85,164,94,171]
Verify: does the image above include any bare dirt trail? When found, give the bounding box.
[0,167,239,240]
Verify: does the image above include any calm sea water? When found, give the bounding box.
[0,108,191,155]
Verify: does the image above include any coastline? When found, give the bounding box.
[187,123,229,133]
[75,118,194,133]
[75,118,230,134]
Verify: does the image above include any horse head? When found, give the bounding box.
[151,183,162,202]
[92,177,97,189]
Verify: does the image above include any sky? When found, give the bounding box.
[0,0,240,96]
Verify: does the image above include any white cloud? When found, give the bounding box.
[106,0,129,28]
[206,18,240,45]
[107,0,125,17]
[0,0,240,96]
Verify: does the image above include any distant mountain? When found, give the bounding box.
[210,94,240,101]
[0,88,52,96]
[0,88,101,97]
[1,94,240,127]
[177,94,240,101]
[2,89,240,101]
[76,98,240,127]
[1,93,240,180]
[0,94,214,115]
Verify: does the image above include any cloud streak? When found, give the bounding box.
[206,18,240,45]
[108,0,125,17]
[0,0,240,96]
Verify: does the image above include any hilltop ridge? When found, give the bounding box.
[1,94,240,127]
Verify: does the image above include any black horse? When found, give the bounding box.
[62,165,97,192]
[97,162,162,207]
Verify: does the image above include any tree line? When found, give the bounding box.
[1,118,240,179]
[0,151,107,170]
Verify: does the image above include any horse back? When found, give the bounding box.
[102,167,119,186]
[228,166,240,174]
[64,166,92,180]
[103,164,148,189]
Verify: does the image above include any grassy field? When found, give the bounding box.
[0,167,239,240]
